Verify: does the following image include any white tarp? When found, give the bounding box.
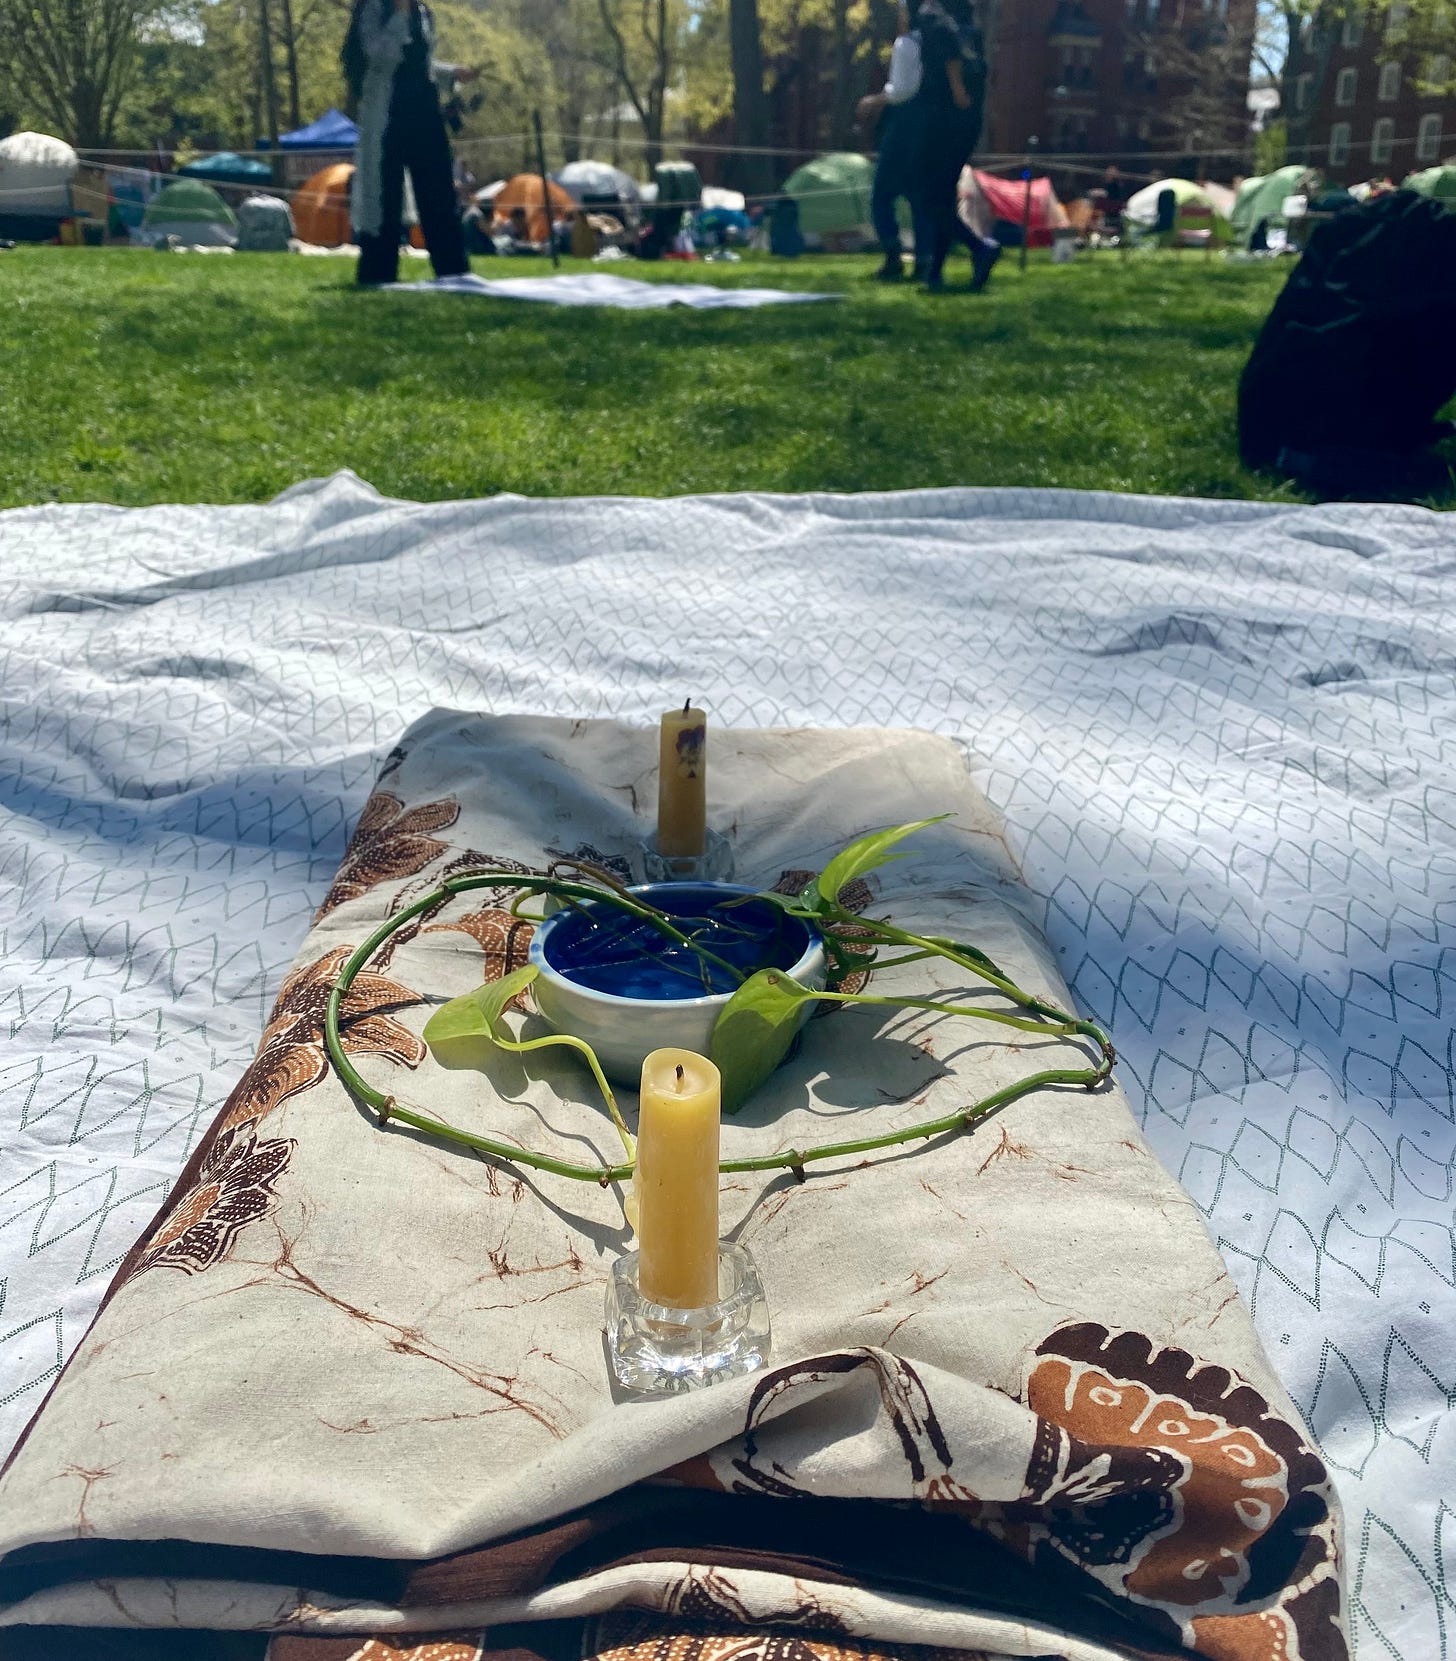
[384,272,837,307]
[0,476,1452,1658]
[0,131,78,214]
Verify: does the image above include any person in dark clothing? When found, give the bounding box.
[914,0,998,292]
[342,0,476,286]
[1239,189,1456,500]
[858,0,928,281]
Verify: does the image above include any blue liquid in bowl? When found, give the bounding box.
[539,885,812,1001]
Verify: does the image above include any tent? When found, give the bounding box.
[781,153,875,239]
[178,152,273,187]
[0,131,79,238]
[140,178,237,245]
[493,173,575,242]
[473,179,507,205]
[236,194,294,252]
[293,162,354,245]
[1230,165,1307,244]
[555,160,642,224]
[1403,164,1456,202]
[958,168,1069,247]
[1124,176,1225,237]
[702,185,746,212]
[276,108,359,150]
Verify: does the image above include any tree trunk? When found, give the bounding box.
[829,0,855,151]
[258,0,281,145]
[277,0,302,131]
[728,0,772,196]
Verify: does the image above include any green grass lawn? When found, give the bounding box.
[0,244,1299,508]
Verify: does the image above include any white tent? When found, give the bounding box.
[702,185,746,212]
[0,131,79,215]
[554,160,643,224]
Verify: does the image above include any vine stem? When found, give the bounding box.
[324,870,1116,1186]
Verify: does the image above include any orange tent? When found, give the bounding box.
[492,173,574,243]
[293,161,354,245]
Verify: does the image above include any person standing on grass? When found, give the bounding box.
[342,0,478,286]
[858,0,926,282]
[915,0,998,293]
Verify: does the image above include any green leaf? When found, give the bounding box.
[814,815,951,911]
[710,969,815,1113]
[423,965,539,1048]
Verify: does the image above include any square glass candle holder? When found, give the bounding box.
[606,1241,771,1394]
[638,827,735,884]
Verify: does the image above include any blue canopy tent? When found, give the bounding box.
[177,151,273,187]
[271,109,359,150]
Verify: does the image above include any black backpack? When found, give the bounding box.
[1239,189,1456,472]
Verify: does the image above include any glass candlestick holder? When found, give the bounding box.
[606,1241,771,1395]
[637,828,735,884]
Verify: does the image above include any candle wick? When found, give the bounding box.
[682,698,692,715]
[675,1063,685,1086]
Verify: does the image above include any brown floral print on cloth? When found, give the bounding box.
[587,1610,985,1661]
[220,945,425,1133]
[315,791,462,920]
[723,1349,972,1503]
[131,1116,294,1277]
[341,1637,487,1661]
[770,871,875,997]
[420,907,536,1010]
[987,1322,1346,1661]
[372,849,537,970]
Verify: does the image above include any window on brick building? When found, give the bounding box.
[1329,121,1352,164]
[1336,67,1358,104]
[1386,2,1410,39]
[1341,12,1363,47]
[1370,117,1395,163]
[1378,60,1401,99]
[1417,112,1443,159]
[1426,54,1451,89]
[1294,72,1313,110]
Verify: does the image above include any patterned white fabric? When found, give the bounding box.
[384,272,840,307]
[0,474,1451,1658]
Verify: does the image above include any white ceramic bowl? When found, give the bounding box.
[528,881,827,1087]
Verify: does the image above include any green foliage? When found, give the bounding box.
[422,965,539,1046]
[710,968,813,1112]
[0,249,1365,511]
[812,815,950,912]
[1254,118,1287,177]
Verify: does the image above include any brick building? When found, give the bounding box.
[1284,5,1456,183]
[982,0,1257,178]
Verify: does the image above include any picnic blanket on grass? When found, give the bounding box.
[381,273,837,307]
[0,476,1451,1658]
[0,715,1345,1661]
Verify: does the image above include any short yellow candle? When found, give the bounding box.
[636,1048,721,1309]
[657,701,707,859]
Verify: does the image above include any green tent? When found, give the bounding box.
[1403,165,1456,201]
[782,152,874,238]
[143,179,237,229]
[1230,165,1308,242]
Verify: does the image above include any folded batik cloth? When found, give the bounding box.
[0,715,1346,1661]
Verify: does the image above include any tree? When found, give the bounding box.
[0,0,162,145]
[596,0,674,168]
[727,0,772,194]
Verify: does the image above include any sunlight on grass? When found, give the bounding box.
[0,246,1301,508]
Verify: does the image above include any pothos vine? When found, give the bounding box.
[322,818,1115,1188]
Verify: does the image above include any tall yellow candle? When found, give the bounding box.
[636,1048,721,1309]
[657,701,707,858]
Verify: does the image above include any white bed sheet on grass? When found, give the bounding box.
[383,271,838,306]
[0,475,1452,1658]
